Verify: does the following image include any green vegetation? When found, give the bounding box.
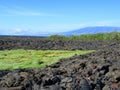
[0,49,94,70]
[48,32,120,40]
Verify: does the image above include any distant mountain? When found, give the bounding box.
[60,26,120,36]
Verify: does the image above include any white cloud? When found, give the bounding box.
[37,20,120,33]
[0,5,59,16]
[37,23,87,33]
[91,21,114,26]
[0,20,119,35]
[38,22,104,32]
[5,9,55,16]
[13,28,28,34]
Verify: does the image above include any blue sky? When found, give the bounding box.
[0,0,120,35]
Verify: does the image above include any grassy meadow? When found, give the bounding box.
[0,49,94,70]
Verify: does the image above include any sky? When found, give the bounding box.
[0,0,120,35]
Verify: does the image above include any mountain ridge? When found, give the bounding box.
[60,26,120,36]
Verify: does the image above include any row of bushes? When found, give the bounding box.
[48,32,120,40]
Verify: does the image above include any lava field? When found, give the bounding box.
[0,36,120,90]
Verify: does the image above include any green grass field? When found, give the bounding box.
[0,49,94,70]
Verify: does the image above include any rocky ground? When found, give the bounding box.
[0,36,111,50]
[0,37,120,90]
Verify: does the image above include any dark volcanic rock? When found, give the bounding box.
[0,37,120,89]
[0,36,113,50]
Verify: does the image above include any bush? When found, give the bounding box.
[48,32,120,41]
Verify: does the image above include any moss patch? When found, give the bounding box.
[0,49,94,70]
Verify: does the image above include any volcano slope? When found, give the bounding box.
[0,41,120,90]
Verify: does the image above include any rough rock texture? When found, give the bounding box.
[0,36,112,50]
[0,37,120,90]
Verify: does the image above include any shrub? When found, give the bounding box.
[48,32,120,41]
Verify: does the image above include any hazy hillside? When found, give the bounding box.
[61,26,120,36]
